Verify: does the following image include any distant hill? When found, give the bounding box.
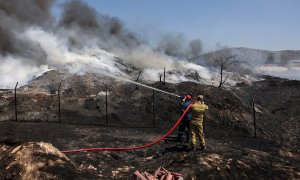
[194,47,300,67]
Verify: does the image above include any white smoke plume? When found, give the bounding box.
[1,0,298,89]
[0,56,50,88]
[0,0,219,89]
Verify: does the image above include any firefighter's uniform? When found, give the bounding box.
[178,98,192,142]
[190,101,208,149]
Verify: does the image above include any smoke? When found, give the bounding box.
[59,0,99,29]
[188,39,203,59]
[58,0,139,51]
[0,0,263,89]
[108,17,122,35]
[0,0,54,88]
[0,0,53,59]
[156,33,186,57]
[0,0,139,64]
[0,55,50,88]
[155,33,204,62]
[256,62,300,80]
[0,26,14,54]
[0,0,53,26]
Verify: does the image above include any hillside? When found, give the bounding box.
[196,47,300,66]
[1,74,300,179]
[1,0,300,178]
[192,47,300,81]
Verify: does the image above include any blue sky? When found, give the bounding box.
[53,0,300,51]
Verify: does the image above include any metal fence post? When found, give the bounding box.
[136,71,141,89]
[152,90,155,128]
[58,82,61,123]
[159,74,162,84]
[163,67,166,85]
[106,84,108,126]
[252,97,257,138]
[14,82,18,121]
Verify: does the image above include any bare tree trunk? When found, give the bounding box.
[215,54,246,88]
[219,67,223,87]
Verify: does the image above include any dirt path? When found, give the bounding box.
[1,121,300,179]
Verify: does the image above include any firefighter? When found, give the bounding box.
[177,95,193,142]
[190,95,208,150]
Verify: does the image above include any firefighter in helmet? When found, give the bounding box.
[190,95,208,150]
[177,95,193,142]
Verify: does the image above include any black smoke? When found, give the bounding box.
[58,0,139,50]
[156,33,203,60]
[109,17,122,35]
[0,26,14,54]
[156,33,186,57]
[59,0,99,29]
[0,0,206,67]
[0,0,53,59]
[0,0,141,59]
[0,0,53,26]
[188,39,203,59]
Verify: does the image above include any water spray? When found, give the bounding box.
[102,72,181,98]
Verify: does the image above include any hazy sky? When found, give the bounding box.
[53,0,300,51]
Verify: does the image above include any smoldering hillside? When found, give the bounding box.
[1,74,300,179]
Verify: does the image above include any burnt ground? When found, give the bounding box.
[1,73,300,179]
[0,121,299,179]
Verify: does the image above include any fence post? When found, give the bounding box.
[159,74,162,84]
[152,90,155,128]
[106,84,108,126]
[136,71,141,89]
[163,67,166,85]
[251,97,257,138]
[25,123,28,142]
[58,82,61,123]
[14,82,18,122]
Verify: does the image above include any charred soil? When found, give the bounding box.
[1,75,300,179]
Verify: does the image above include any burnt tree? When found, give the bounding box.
[215,55,245,87]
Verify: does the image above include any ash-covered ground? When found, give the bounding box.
[0,72,300,179]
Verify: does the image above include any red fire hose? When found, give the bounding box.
[61,104,193,153]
